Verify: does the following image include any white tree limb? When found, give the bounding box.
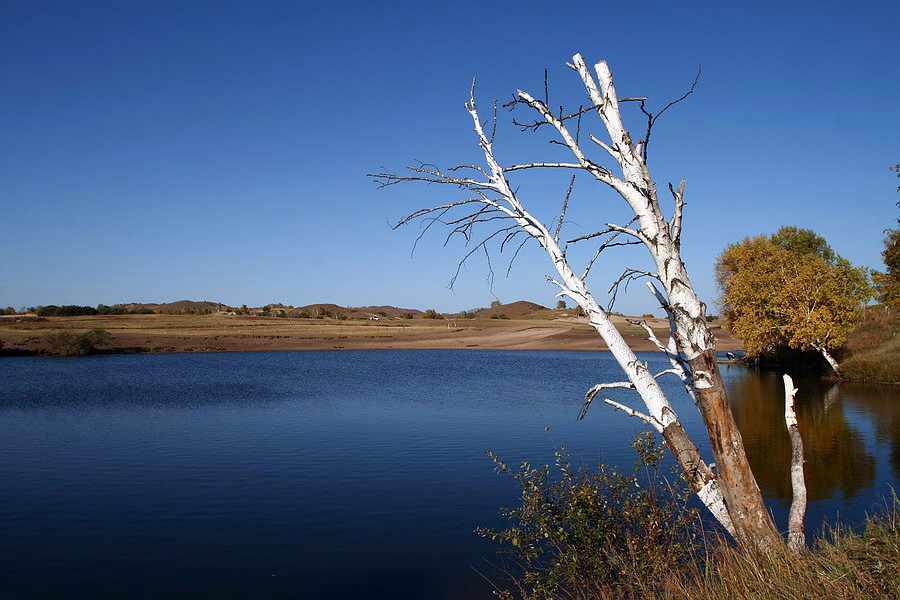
[601,398,663,433]
[812,343,842,377]
[783,374,807,552]
[377,53,784,548]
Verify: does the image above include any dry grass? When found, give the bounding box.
[660,495,899,600]
[840,307,900,383]
[1,311,715,355]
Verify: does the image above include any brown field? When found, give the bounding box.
[0,307,742,355]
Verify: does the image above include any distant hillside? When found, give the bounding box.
[476,301,548,319]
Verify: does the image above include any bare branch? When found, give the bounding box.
[505,236,530,277]
[639,65,701,162]
[653,368,682,379]
[607,269,660,312]
[602,398,663,433]
[508,101,640,133]
[515,89,619,186]
[490,99,498,145]
[567,219,641,244]
[447,226,518,289]
[578,381,635,420]
[504,162,586,172]
[668,180,687,246]
[572,218,642,280]
[589,134,619,162]
[393,198,486,230]
[555,175,576,242]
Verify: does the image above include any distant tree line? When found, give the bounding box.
[33,305,154,316]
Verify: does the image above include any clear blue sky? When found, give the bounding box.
[3,0,898,315]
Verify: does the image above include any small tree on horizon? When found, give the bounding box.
[716,227,871,376]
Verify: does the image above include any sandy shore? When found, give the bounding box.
[0,313,743,355]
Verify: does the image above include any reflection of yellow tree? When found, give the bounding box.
[842,383,900,481]
[726,369,875,502]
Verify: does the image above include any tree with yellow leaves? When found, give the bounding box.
[716,227,870,376]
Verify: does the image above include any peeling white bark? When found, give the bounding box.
[783,374,807,552]
[697,478,735,537]
[813,344,842,377]
[376,53,784,548]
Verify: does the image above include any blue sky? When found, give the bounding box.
[2,0,898,314]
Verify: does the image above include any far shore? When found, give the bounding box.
[0,312,743,356]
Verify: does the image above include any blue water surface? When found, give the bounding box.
[0,350,896,599]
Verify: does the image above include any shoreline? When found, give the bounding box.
[0,313,744,356]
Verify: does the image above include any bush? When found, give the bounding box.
[402,313,415,319]
[491,313,510,320]
[45,329,111,356]
[422,309,444,319]
[478,433,704,599]
[36,305,98,317]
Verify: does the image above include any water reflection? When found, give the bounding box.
[725,366,877,502]
[841,382,900,480]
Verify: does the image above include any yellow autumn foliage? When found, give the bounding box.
[716,230,870,357]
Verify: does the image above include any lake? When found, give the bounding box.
[0,350,897,599]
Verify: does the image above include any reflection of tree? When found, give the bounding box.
[726,369,875,502]
[842,383,900,481]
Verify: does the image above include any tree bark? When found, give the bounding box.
[375,53,788,549]
[814,344,842,377]
[783,374,807,552]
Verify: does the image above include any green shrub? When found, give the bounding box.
[36,305,98,317]
[422,309,443,319]
[402,313,415,319]
[490,313,510,320]
[46,329,111,356]
[478,433,704,599]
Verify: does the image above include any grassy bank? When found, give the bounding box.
[662,505,898,600]
[482,436,898,599]
[839,307,900,383]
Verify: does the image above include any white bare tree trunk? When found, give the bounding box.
[783,374,807,552]
[374,53,793,548]
[813,343,842,377]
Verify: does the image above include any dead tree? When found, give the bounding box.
[783,374,807,552]
[373,54,789,548]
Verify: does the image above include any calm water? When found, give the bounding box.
[0,351,897,599]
